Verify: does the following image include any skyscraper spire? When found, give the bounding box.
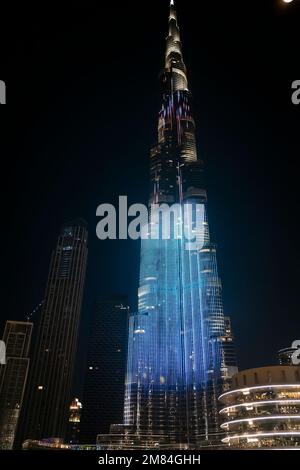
[165,0,188,91]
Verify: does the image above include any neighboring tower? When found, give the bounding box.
[0,321,33,449]
[80,296,129,444]
[98,1,235,449]
[219,317,239,391]
[18,219,88,445]
[67,398,82,444]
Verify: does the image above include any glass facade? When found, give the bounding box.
[17,220,88,445]
[123,231,226,446]
[80,297,129,444]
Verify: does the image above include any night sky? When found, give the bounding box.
[1,0,299,396]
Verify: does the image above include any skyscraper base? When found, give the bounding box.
[97,424,225,450]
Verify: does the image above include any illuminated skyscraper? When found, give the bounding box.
[0,321,33,449]
[98,2,236,450]
[67,398,82,444]
[18,219,88,445]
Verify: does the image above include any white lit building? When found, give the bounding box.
[219,366,300,449]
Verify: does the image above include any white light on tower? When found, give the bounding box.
[283,0,294,3]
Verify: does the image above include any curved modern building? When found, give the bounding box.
[219,366,300,449]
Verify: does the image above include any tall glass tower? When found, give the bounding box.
[99,1,236,450]
[17,219,88,445]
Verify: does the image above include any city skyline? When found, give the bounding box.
[1,0,299,450]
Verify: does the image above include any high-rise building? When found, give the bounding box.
[0,321,33,449]
[219,366,300,449]
[67,398,82,444]
[219,317,239,391]
[18,219,88,445]
[80,296,129,444]
[98,1,235,450]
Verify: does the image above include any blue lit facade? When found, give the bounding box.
[121,2,234,448]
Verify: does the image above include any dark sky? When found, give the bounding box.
[1,0,299,395]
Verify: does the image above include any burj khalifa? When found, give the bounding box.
[98,0,237,450]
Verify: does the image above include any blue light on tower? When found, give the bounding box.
[118,1,235,449]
